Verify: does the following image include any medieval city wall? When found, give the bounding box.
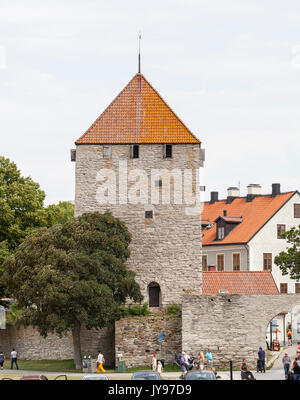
[115,315,182,368]
[182,293,300,369]
[0,325,115,365]
[74,144,203,305]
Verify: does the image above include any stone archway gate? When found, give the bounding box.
[182,293,300,369]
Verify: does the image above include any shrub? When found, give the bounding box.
[120,302,149,317]
[167,304,181,315]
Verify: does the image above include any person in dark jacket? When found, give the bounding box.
[257,347,266,372]
[292,357,300,380]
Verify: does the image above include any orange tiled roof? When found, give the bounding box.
[202,271,279,294]
[202,192,296,245]
[75,73,200,144]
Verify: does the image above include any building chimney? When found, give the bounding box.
[246,184,261,202]
[210,192,219,204]
[247,184,262,195]
[272,183,281,197]
[226,187,240,204]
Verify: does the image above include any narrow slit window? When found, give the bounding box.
[103,145,112,159]
[164,144,172,158]
[130,145,139,159]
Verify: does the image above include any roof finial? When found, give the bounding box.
[138,31,141,73]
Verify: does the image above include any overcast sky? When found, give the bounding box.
[1,0,299,204]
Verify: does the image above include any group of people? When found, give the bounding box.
[178,349,214,379]
[240,347,265,380]
[0,348,19,370]
[151,353,163,377]
[282,342,300,380]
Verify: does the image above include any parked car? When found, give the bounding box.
[131,371,162,380]
[183,370,220,380]
[82,374,109,380]
[3,374,67,381]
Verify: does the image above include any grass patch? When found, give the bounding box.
[3,359,79,373]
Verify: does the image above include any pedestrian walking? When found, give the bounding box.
[297,342,300,356]
[257,347,266,372]
[157,360,163,377]
[292,357,300,380]
[198,352,205,370]
[96,350,106,373]
[205,349,213,368]
[151,353,157,371]
[179,351,189,379]
[0,351,5,370]
[287,329,292,346]
[10,348,18,370]
[282,352,291,380]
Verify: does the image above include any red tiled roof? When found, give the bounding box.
[76,73,200,144]
[202,192,296,245]
[202,271,279,294]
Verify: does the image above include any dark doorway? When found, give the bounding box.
[148,282,161,307]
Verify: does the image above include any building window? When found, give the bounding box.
[217,227,225,240]
[294,204,300,218]
[148,282,160,307]
[130,145,139,159]
[103,145,112,159]
[233,253,240,271]
[145,211,153,219]
[164,144,172,158]
[277,224,286,239]
[280,283,288,294]
[202,255,208,271]
[217,254,224,271]
[295,283,300,293]
[155,179,162,187]
[263,253,272,271]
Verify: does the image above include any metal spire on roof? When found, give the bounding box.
[138,31,141,73]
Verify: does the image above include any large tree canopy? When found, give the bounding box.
[2,212,142,369]
[274,225,300,280]
[0,156,46,251]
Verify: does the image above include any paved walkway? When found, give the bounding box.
[1,345,298,380]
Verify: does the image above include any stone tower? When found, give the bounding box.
[73,72,204,306]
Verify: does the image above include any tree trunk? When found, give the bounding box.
[72,322,82,370]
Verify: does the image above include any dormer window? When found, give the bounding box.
[214,215,242,241]
[217,227,225,240]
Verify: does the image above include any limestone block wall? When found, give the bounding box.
[0,325,115,365]
[115,315,181,368]
[182,293,300,369]
[74,144,202,306]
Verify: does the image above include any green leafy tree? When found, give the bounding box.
[2,212,143,369]
[45,201,74,226]
[0,156,47,251]
[274,225,300,280]
[0,156,48,298]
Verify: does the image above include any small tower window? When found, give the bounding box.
[164,144,172,158]
[148,282,161,307]
[145,210,153,219]
[103,145,112,159]
[130,145,139,159]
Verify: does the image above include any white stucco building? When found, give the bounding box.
[201,183,300,344]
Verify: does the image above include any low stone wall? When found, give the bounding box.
[0,324,115,365]
[182,293,300,370]
[115,315,181,368]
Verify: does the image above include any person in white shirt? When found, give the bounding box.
[10,348,19,370]
[151,353,157,371]
[96,350,106,373]
[157,360,163,377]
